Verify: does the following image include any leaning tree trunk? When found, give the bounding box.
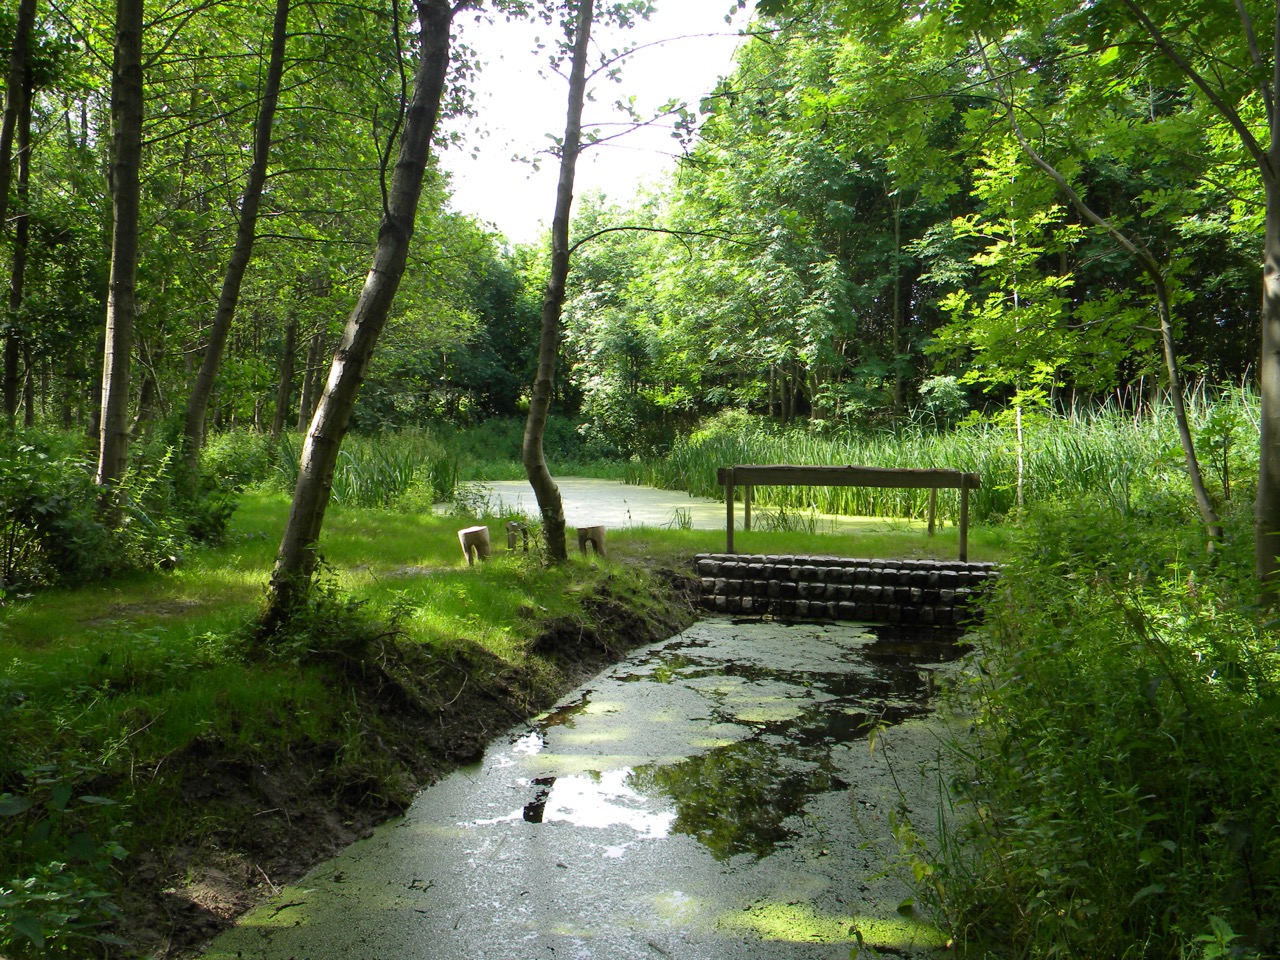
[182,0,290,474]
[97,0,144,489]
[522,0,594,562]
[979,37,1223,546]
[263,0,465,628]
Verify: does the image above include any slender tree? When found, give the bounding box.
[263,0,473,627]
[182,0,290,473]
[97,0,144,489]
[523,0,595,561]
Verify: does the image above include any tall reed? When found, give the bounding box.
[629,386,1258,524]
[275,428,459,507]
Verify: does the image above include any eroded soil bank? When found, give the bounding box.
[112,564,701,958]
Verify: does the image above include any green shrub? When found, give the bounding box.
[199,429,278,491]
[928,496,1278,958]
[0,435,113,589]
[0,768,128,959]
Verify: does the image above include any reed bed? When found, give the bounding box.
[275,429,459,508]
[628,386,1257,524]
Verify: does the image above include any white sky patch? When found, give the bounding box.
[441,0,748,244]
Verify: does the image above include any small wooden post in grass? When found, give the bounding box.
[506,521,529,552]
[458,525,490,565]
[577,525,606,557]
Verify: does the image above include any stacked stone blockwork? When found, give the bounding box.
[694,554,999,626]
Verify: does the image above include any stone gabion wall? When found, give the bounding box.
[694,554,999,626]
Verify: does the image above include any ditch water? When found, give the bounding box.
[202,618,968,960]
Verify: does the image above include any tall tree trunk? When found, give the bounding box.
[296,328,324,430]
[0,0,35,241]
[1,0,35,429]
[97,0,144,489]
[271,316,298,439]
[182,0,290,474]
[891,194,905,415]
[1258,171,1280,586]
[22,345,34,427]
[4,65,31,427]
[264,0,465,626]
[523,0,595,563]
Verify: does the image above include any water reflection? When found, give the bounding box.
[507,622,969,862]
[628,740,846,860]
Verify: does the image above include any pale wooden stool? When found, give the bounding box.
[458,525,491,565]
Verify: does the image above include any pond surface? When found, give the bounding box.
[462,477,910,533]
[202,618,967,960]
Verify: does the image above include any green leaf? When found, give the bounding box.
[0,793,34,816]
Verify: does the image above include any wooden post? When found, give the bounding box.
[927,489,937,536]
[744,484,753,532]
[458,525,490,565]
[959,482,970,563]
[722,467,735,553]
[577,525,606,557]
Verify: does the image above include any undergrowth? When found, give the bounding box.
[919,492,1280,958]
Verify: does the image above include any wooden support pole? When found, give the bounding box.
[927,489,937,536]
[959,483,970,563]
[744,484,753,532]
[722,467,735,553]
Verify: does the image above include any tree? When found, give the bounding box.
[523,0,596,562]
[262,0,474,627]
[1102,0,1280,585]
[181,0,290,474]
[96,0,143,489]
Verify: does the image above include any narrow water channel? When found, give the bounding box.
[203,618,967,960]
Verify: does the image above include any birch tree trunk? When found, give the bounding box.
[263,0,465,627]
[523,0,595,563]
[182,0,290,473]
[97,0,144,489]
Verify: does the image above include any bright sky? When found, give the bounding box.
[441,1,749,244]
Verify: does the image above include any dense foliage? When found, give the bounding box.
[928,493,1279,958]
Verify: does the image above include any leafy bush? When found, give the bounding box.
[199,429,278,491]
[0,768,128,958]
[927,496,1278,958]
[0,435,113,589]
[0,428,241,589]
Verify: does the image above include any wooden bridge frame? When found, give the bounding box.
[716,464,982,561]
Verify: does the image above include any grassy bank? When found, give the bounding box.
[0,490,704,958]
